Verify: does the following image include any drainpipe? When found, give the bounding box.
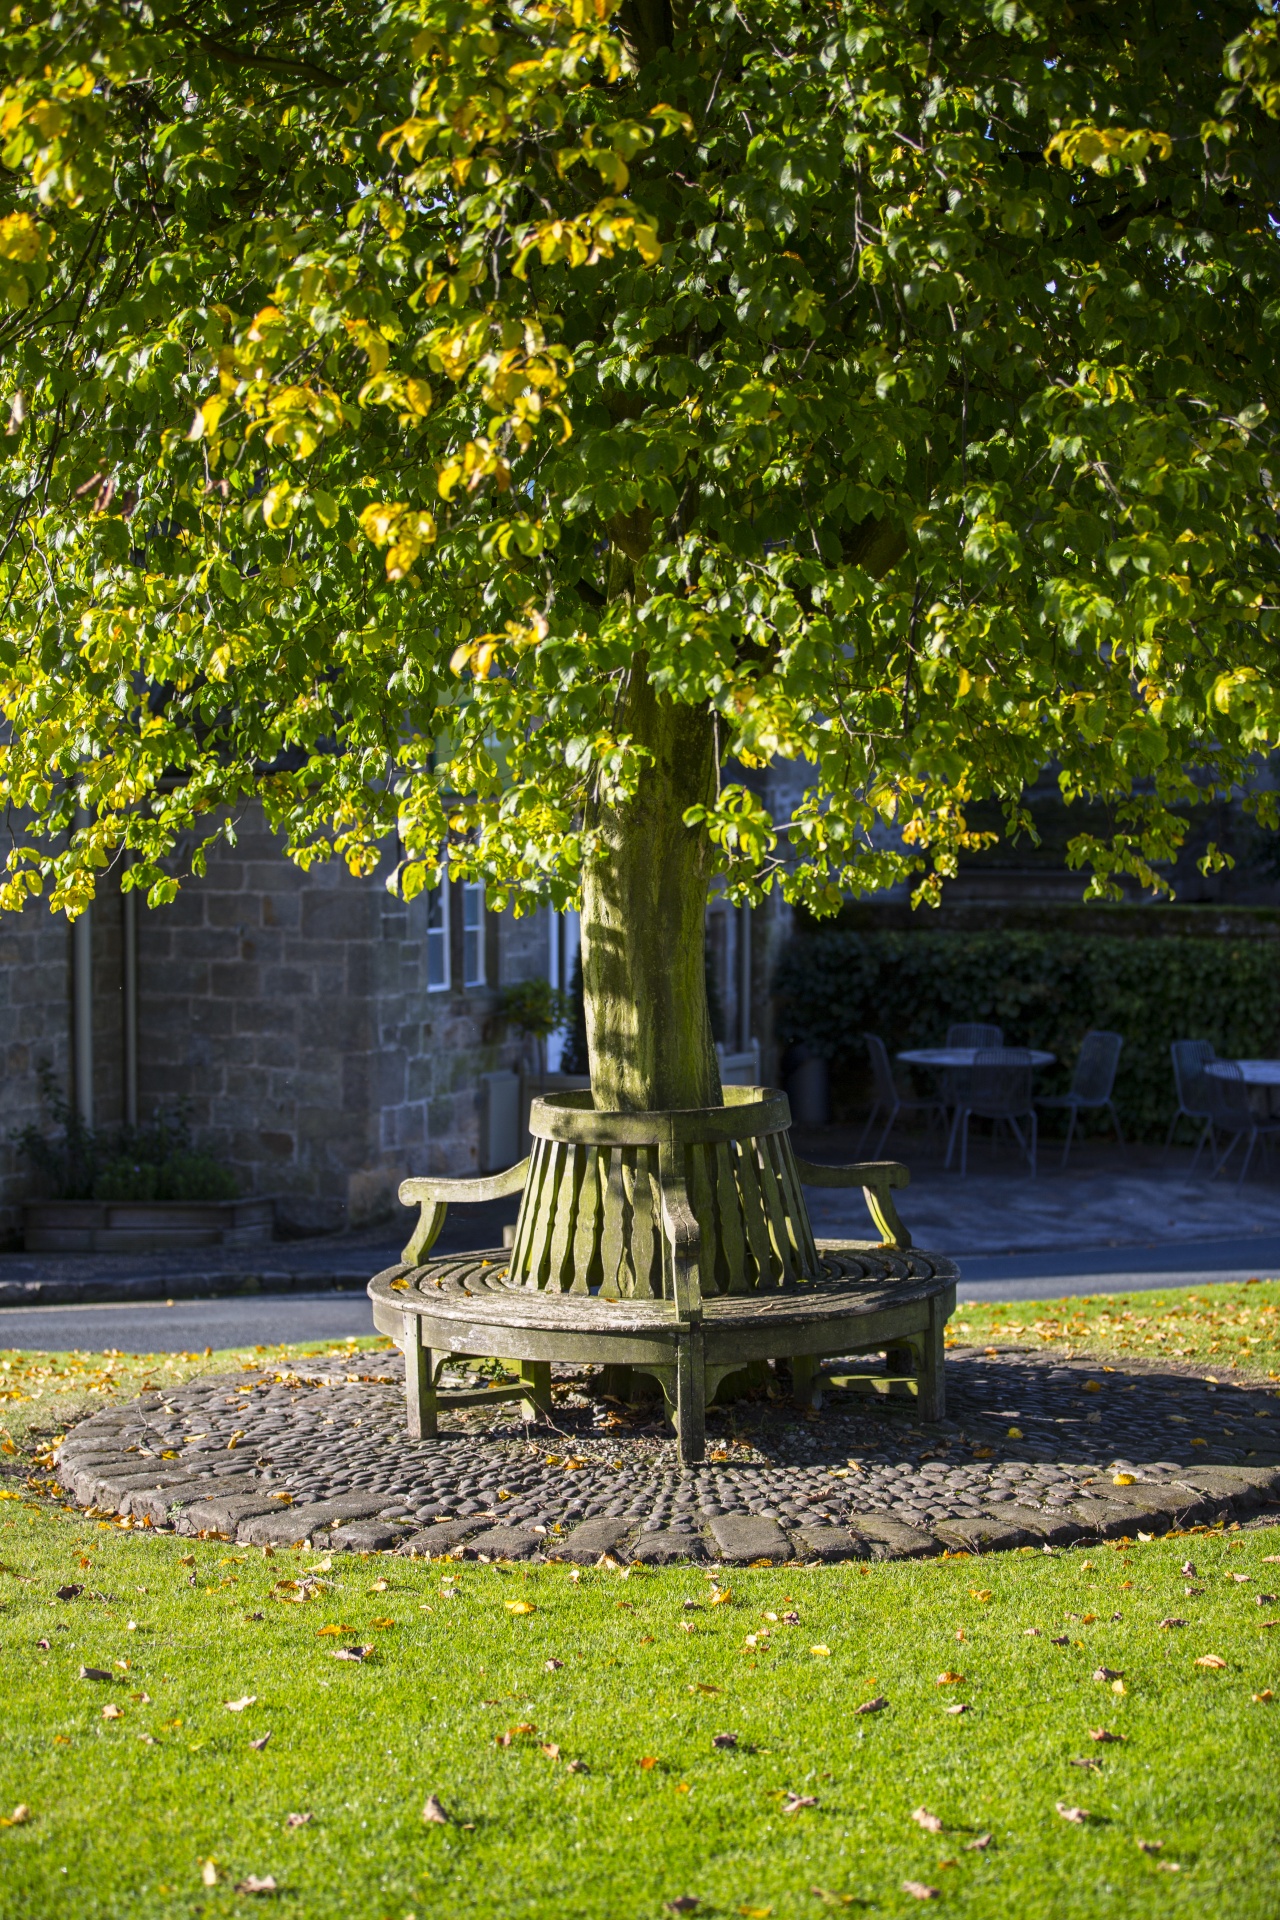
[738,901,752,1054]
[72,807,93,1128]
[122,857,138,1129]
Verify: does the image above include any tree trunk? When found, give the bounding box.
[581,667,721,1112]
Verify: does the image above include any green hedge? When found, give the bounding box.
[773,929,1280,1139]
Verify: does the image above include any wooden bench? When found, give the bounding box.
[367,1088,957,1465]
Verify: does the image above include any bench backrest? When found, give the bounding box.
[507,1087,820,1303]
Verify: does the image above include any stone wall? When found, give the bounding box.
[0,896,74,1244]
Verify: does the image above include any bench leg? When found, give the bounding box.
[790,1354,822,1410]
[917,1295,947,1422]
[402,1313,436,1440]
[675,1327,706,1467]
[517,1360,552,1422]
[884,1345,914,1377]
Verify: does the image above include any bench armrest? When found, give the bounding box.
[397,1160,530,1266]
[792,1157,912,1250]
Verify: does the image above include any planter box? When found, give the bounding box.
[23,1197,275,1254]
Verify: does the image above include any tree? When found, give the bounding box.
[2,0,1280,1113]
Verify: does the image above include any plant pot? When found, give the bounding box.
[22,1197,275,1254]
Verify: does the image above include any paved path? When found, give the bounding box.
[49,1346,1280,1563]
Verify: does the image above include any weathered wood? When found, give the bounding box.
[399,1160,530,1267]
[402,1311,434,1440]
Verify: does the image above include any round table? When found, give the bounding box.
[1204,1059,1280,1084]
[897,1047,1056,1070]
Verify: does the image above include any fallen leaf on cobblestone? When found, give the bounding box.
[912,1808,943,1833]
[284,1812,311,1829]
[854,1696,887,1714]
[422,1795,449,1824]
[1056,1803,1089,1824]
[234,1875,277,1895]
[225,1696,256,1712]
[902,1883,939,1900]
[1194,1654,1227,1669]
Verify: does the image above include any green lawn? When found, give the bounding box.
[950,1279,1280,1379]
[1,1311,1279,1918]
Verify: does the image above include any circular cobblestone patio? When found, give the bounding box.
[55,1345,1280,1563]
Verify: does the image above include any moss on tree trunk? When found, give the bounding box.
[581,667,721,1112]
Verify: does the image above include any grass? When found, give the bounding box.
[949,1280,1280,1379]
[1,1299,1279,1918]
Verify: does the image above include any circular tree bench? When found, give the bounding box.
[368,1088,956,1466]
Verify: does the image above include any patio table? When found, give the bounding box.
[1204,1058,1280,1117]
[898,1047,1056,1070]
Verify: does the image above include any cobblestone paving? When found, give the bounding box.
[55,1348,1280,1563]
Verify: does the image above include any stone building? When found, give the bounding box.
[0,804,786,1245]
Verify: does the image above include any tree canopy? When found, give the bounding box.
[2,0,1280,930]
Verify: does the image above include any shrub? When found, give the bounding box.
[773,928,1280,1139]
[13,1068,240,1202]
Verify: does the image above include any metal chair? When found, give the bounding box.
[1166,1040,1217,1169]
[951,1048,1038,1178]
[859,1033,948,1157]
[1036,1030,1124,1169]
[1200,1062,1280,1184]
[945,1023,1004,1048]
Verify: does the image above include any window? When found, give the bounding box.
[463,879,485,987]
[426,880,450,991]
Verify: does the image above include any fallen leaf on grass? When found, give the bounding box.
[1070,1758,1101,1773]
[284,1812,311,1829]
[970,1589,992,1603]
[1158,1619,1187,1630]
[566,1758,589,1774]
[1056,1803,1089,1824]
[810,1645,830,1658]
[912,1808,943,1833]
[854,1696,887,1715]
[330,1646,374,1663]
[369,1617,395,1631]
[367,1578,391,1593]
[1049,1635,1070,1647]
[545,1659,564,1671]
[637,1756,658,1770]
[1230,1573,1253,1584]
[712,1732,738,1749]
[540,1743,561,1761]
[664,1900,699,1914]
[422,1795,450,1825]
[1088,1729,1125,1743]
[935,1672,964,1686]
[249,1733,272,1751]
[942,1703,969,1716]
[225,1696,257,1712]
[1194,1654,1227,1670]
[1156,1861,1182,1872]
[201,1861,219,1888]
[709,1588,732,1606]
[494,1724,536,1748]
[234,1875,277,1895]
[1024,1627,1041,1637]
[783,1793,818,1815]
[1136,1840,1163,1855]
[902,1883,939,1901]
[102,1704,124,1721]
[810,1890,857,1907]
[688,1682,720,1696]
[966,1834,992,1852]
[1252,1689,1274,1703]
[78,1667,111,1682]
[505,1600,536,1615]
[314,1625,354,1638]
[0,1806,30,1829]
[137,1734,157,1746]
[1091,1667,1123,1682]
[1180,1561,1197,1578]
[739,1906,772,1917]
[55,1585,83,1602]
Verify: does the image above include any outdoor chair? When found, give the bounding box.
[945,1023,1004,1048]
[1199,1061,1280,1184]
[1166,1039,1217,1169]
[1036,1029,1124,1169]
[948,1048,1038,1178]
[859,1033,948,1157]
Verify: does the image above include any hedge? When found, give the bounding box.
[773,928,1280,1140]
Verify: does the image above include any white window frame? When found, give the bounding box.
[462,878,485,987]
[426,874,450,992]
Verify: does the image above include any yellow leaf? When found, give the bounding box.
[936,1671,964,1686]
[369,1617,395,1630]
[970,1589,992,1603]
[1194,1654,1227,1670]
[1113,1473,1136,1487]
[810,1645,831,1658]
[505,1600,537,1615]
